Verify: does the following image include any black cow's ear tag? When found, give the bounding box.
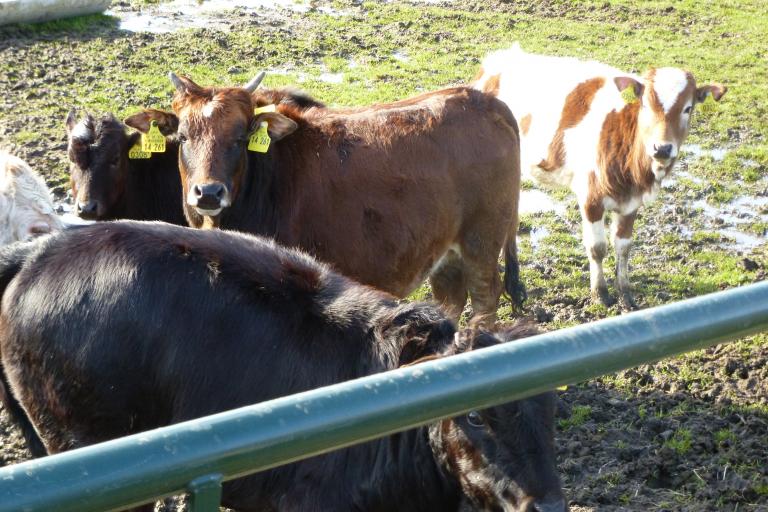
[248,122,271,153]
[141,120,166,153]
[128,141,151,159]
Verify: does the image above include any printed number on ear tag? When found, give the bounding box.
[248,122,271,153]
[620,86,639,104]
[699,93,717,114]
[141,120,166,153]
[128,142,151,159]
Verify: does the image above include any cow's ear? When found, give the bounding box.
[65,109,77,134]
[613,76,644,103]
[124,109,179,135]
[696,83,727,103]
[68,138,89,168]
[256,112,298,141]
[385,304,456,366]
[127,132,141,149]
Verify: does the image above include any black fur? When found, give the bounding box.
[0,222,562,511]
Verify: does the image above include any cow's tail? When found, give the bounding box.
[498,103,526,311]
[503,217,527,312]
[0,240,48,457]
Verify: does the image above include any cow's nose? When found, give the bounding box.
[653,143,673,160]
[192,183,227,209]
[76,201,99,219]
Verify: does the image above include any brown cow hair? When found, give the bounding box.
[481,74,501,96]
[519,114,532,135]
[596,101,653,201]
[539,77,605,172]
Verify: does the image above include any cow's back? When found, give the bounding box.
[0,222,395,447]
[477,46,632,176]
[263,87,520,295]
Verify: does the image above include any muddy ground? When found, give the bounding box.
[1,0,767,510]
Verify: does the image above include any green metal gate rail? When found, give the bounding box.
[1,281,767,512]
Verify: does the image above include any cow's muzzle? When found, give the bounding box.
[188,183,230,216]
[76,200,99,220]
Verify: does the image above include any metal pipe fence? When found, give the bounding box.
[1,281,766,512]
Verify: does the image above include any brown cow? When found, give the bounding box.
[474,43,726,309]
[126,74,525,324]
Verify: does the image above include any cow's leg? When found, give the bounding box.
[429,253,467,324]
[611,211,638,310]
[580,204,613,306]
[460,241,503,328]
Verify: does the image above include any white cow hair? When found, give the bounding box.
[0,151,63,245]
[652,67,690,113]
[70,118,94,142]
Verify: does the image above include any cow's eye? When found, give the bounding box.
[683,106,693,115]
[466,411,484,428]
[178,134,188,143]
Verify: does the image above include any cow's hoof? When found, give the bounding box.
[509,282,528,311]
[592,287,616,307]
[619,292,639,311]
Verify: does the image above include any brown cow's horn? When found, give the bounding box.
[169,72,187,94]
[242,71,266,93]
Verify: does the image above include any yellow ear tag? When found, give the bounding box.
[253,104,276,115]
[620,85,639,104]
[699,93,717,114]
[141,120,166,153]
[128,141,151,159]
[557,385,568,391]
[248,121,271,153]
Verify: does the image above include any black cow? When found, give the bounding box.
[65,110,185,224]
[0,222,565,512]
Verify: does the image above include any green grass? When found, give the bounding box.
[8,13,116,34]
[664,428,693,455]
[558,404,592,430]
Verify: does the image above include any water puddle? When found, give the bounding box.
[527,226,550,251]
[318,72,344,84]
[686,196,767,250]
[109,0,348,33]
[392,51,410,63]
[519,189,568,217]
[682,144,728,162]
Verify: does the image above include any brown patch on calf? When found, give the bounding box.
[615,212,637,238]
[539,77,605,172]
[519,114,532,135]
[481,74,501,96]
[597,101,652,200]
[584,172,605,223]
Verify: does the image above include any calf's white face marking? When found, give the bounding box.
[653,68,690,113]
[640,67,697,179]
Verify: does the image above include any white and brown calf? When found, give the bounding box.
[474,44,726,308]
[0,151,62,245]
